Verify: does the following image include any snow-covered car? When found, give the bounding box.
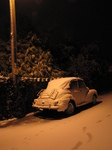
[32,77,98,115]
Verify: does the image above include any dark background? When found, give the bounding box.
[0,0,112,63]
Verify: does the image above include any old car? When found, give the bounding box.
[32,77,98,115]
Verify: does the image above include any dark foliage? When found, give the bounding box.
[0,78,48,120]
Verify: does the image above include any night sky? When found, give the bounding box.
[0,0,112,62]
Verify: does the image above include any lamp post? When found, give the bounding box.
[9,0,17,86]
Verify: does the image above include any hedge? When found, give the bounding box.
[0,77,48,120]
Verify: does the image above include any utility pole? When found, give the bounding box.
[9,0,17,86]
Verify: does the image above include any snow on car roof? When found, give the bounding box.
[47,77,82,89]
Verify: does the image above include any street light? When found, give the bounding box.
[9,0,17,86]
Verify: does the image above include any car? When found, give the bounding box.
[32,77,98,115]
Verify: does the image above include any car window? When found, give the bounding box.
[70,80,78,89]
[78,80,86,89]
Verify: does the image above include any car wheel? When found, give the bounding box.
[66,101,75,115]
[92,95,97,105]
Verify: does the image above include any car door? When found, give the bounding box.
[69,80,81,105]
[78,80,89,104]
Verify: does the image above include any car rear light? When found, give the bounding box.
[54,101,59,106]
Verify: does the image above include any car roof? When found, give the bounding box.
[47,77,83,89]
[50,77,83,82]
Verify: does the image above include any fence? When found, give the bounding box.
[0,76,57,82]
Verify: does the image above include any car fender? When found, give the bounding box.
[86,89,98,102]
[57,92,74,111]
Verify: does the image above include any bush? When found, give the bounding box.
[0,78,48,120]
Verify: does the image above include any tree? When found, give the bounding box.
[17,46,53,77]
[67,43,102,88]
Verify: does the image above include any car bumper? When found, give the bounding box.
[32,103,59,110]
[32,101,67,112]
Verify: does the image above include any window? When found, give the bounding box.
[70,80,78,89]
[78,80,86,88]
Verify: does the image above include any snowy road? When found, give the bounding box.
[0,92,112,150]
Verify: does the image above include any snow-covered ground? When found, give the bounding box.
[0,92,112,150]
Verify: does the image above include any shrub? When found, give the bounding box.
[0,78,48,120]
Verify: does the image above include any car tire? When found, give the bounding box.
[66,101,75,116]
[92,95,97,105]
